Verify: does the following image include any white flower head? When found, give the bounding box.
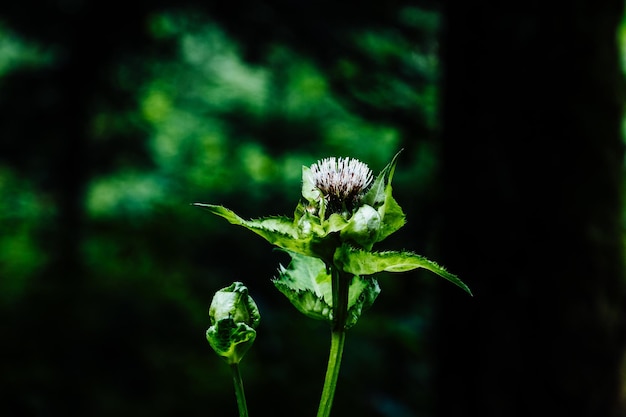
[310,157,373,213]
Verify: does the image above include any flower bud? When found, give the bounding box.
[206,282,260,364]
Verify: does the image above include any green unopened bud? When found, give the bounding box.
[206,282,260,364]
[340,204,381,250]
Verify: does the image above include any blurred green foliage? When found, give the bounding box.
[1,4,449,417]
[2,3,624,416]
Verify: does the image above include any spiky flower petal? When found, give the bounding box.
[310,157,373,214]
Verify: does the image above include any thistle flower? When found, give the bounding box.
[194,150,472,300]
[310,157,373,214]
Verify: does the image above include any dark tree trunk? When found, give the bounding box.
[436,1,626,416]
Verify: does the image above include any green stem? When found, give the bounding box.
[331,266,350,332]
[316,329,346,417]
[230,363,249,417]
[316,266,349,417]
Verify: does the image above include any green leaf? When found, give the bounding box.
[361,150,406,242]
[273,255,333,322]
[362,149,402,208]
[345,275,380,328]
[273,250,381,328]
[334,245,472,296]
[375,184,405,242]
[193,203,318,257]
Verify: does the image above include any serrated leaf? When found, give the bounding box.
[274,251,333,309]
[345,276,380,328]
[361,150,406,243]
[334,245,472,296]
[273,282,333,322]
[193,203,318,256]
[362,149,402,208]
[273,250,381,327]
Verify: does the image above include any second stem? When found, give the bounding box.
[231,363,249,417]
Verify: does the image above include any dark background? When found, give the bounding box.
[1,1,625,416]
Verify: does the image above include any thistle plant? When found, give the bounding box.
[197,150,471,417]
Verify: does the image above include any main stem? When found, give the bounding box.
[316,266,349,417]
[231,363,249,417]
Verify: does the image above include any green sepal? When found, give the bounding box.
[301,165,320,204]
[334,245,472,296]
[273,250,381,328]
